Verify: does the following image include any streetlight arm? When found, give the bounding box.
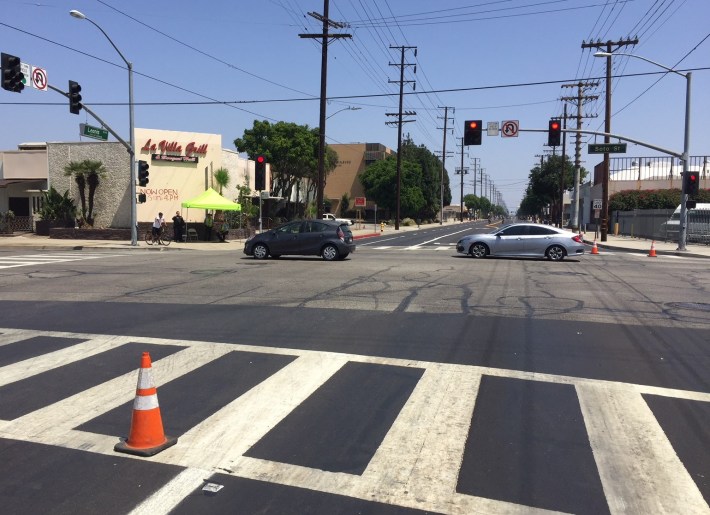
[594,51,686,78]
[83,17,131,67]
[326,106,361,120]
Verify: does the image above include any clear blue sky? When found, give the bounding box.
[2,0,708,211]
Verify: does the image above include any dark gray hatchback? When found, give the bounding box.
[243,219,356,260]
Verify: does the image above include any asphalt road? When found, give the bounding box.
[0,230,708,514]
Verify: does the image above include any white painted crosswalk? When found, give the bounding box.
[0,328,708,514]
[0,252,127,269]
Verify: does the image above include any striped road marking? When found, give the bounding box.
[0,327,707,514]
[0,253,128,269]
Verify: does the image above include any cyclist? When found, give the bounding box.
[152,212,166,240]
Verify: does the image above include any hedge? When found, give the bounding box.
[609,188,710,211]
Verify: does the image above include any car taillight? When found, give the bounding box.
[572,234,582,243]
[337,227,345,241]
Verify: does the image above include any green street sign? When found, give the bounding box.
[80,123,109,141]
[588,143,627,154]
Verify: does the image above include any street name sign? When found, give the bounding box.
[588,143,627,154]
[80,123,109,141]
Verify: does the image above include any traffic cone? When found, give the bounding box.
[591,238,599,255]
[114,352,177,457]
[648,240,657,257]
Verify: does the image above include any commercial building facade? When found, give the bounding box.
[0,128,266,231]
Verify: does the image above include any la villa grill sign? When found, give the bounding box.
[141,139,209,163]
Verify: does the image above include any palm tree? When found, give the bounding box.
[213,167,230,194]
[64,159,106,226]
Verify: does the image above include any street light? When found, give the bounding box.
[70,9,138,246]
[326,106,361,120]
[594,51,691,251]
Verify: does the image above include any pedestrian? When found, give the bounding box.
[204,213,214,241]
[152,212,165,239]
[172,211,185,242]
[217,218,230,242]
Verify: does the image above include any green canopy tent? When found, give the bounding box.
[180,188,241,241]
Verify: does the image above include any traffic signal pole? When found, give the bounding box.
[47,84,131,152]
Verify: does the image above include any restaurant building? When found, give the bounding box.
[0,128,266,231]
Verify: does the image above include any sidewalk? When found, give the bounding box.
[0,222,401,252]
[2,224,709,258]
[582,233,710,259]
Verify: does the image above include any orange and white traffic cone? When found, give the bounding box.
[591,238,599,255]
[648,240,657,257]
[114,352,177,457]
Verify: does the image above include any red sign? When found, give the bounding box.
[354,197,366,207]
[141,138,208,155]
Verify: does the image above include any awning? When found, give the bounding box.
[180,188,241,211]
[0,179,44,188]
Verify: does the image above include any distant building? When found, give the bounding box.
[325,143,394,218]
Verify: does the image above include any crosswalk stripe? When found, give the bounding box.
[129,467,210,515]
[158,352,349,469]
[578,384,709,514]
[0,328,707,514]
[0,253,127,269]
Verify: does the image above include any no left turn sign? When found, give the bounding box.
[501,120,519,138]
[31,66,47,91]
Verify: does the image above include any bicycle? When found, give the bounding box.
[145,227,172,246]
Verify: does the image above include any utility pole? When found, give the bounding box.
[386,45,417,230]
[581,37,638,241]
[299,2,351,219]
[561,81,599,230]
[437,106,455,225]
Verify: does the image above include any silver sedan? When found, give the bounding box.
[456,223,585,261]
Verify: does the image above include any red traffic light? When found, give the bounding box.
[464,120,483,145]
[550,121,560,131]
[256,155,265,164]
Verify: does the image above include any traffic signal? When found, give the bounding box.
[254,155,266,191]
[68,80,82,114]
[138,160,150,187]
[684,170,700,196]
[137,193,147,204]
[464,120,482,145]
[1,52,24,93]
[547,119,561,146]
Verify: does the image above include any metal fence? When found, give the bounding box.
[613,208,710,244]
[608,156,710,184]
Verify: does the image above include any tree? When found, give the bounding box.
[213,167,230,194]
[340,193,350,217]
[63,159,106,226]
[400,137,451,219]
[234,120,338,217]
[518,155,586,219]
[359,156,426,219]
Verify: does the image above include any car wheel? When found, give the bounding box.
[322,244,339,261]
[469,242,488,258]
[252,243,269,259]
[546,245,566,261]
